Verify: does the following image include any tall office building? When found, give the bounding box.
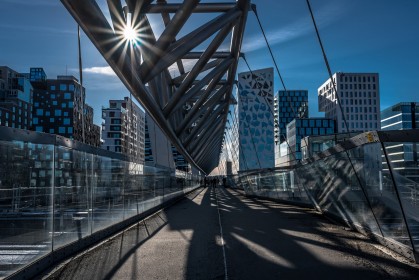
[381,102,419,183]
[237,68,274,171]
[381,102,419,130]
[274,90,308,144]
[31,70,100,147]
[318,73,380,133]
[102,97,145,163]
[274,90,308,167]
[0,66,33,129]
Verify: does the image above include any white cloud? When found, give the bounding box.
[243,2,345,52]
[83,66,117,76]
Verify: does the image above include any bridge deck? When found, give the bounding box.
[42,187,419,280]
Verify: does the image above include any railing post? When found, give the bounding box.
[380,141,416,251]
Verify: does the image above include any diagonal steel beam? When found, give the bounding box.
[179,85,229,139]
[191,120,224,158]
[61,0,206,174]
[183,101,226,146]
[166,56,233,117]
[176,79,228,135]
[162,23,232,115]
[144,20,235,82]
[167,8,240,54]
[158,0,186,80]
[61,0,249,174]
[172,58,224,84]
[189,110,226,154]
[146,3,238,13]
[196,138,221,166]
[107,0,125,33]
[183,51,233,59]
[140,0,200,80]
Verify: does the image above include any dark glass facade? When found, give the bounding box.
[31,71,100,147]
[274,90,308,144]
[286,118,335,162]
[381,102,419,183]
[0,66,33,130]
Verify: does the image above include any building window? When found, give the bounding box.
[36,109,43,116]
[63,118,70,125]
[59,127,65,133]
[64,93,71,99]
[60,84,67,91]
[50,85,56,90]
[55,109,62,116]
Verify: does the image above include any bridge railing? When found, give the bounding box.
[0,126,201,279]
[234,130,419,263]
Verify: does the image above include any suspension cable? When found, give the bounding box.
[245,9,325,209]
[77,25,85,144]
[305,0,351,137]
[305,0,384,236]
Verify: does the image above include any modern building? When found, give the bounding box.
[31,70,100,147]
[274,90,308,144]
[381,102,419,183]
[381,102,419,130]
[0,66,33,129]
[281,118,335,166]
[237,68,275,171]
[318,73,380,133]
[274,90,309,168]
[102,97,145,163]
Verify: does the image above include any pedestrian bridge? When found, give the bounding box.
[1,126,419,279]
[1,0,419,278]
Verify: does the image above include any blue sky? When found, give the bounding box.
[1,0,418,125]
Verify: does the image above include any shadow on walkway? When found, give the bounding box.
[42,187,419,280]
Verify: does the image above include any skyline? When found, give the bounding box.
[1,0,419,125]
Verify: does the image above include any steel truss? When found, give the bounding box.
[61,0,250,174]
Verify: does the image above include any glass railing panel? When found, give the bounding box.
[53,147,92,249]
[123,162,142,220]
[344,143,410,246]
[384,142,419,250]
[0,140,53,277]
[306,149,380,233]
[91,155,124,233]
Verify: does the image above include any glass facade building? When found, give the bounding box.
[274,90,308,144]
[0,66,33,130]
[32,71,100,147]
[284,118,335,165]
[237,68,275,171]
[381,102,419,183]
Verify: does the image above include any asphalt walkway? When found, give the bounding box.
[43,187,419,280]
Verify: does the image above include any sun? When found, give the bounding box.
[124,25,137,43]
